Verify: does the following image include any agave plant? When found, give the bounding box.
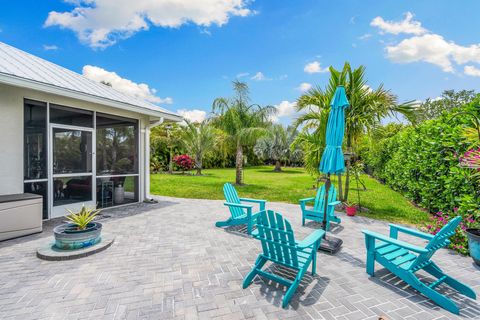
[65,205,100,230]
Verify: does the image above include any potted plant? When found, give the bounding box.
[344,201,357,217]
[466,228,480,266]
[53,205,102,250]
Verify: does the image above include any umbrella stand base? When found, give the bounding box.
[319,235,343,254]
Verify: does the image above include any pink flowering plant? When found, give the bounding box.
[423,198,479,255]
[459,147,480,169]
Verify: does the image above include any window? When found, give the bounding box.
[24,100,47,180]
[96,113,138,175]
[50,104,93,127]
[24,100,48,219]
[96,113,139,208]
[52,128,93,174]
[52,176,92,207]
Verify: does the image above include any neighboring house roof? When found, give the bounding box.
[0,42,181,121]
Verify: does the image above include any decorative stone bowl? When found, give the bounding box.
[53,222,102,250]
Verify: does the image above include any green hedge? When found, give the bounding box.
[361,100,480,214]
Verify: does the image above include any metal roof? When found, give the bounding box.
[0,41,181,121]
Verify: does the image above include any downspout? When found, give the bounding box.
[144,117,164,202]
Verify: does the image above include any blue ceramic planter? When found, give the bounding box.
[53,222,102,250]
[466,229,480,266]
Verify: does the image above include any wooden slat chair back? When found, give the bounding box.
[313,184,337,212]
[410,216,461,271]
[215,183,267,235]
[299,183,341,230]
[243,210,325,308]
[255,210,299,269]
[363,216,476,314]
[223,183,244,219]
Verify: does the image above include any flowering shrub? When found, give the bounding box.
[424,198,479,255]
[173,154,193,172]
[459,147,480,169]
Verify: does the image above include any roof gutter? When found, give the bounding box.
[0,73,183,122]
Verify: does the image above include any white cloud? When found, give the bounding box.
[371,12,427,35]
[358,33,372,41]
[270,100,297,122]
[297,82,312,92]
[251,71,270,81]
[372,12,480,73]
[304,61,329,74]
[45,0,253,48]
[386,34,480,73]
[82,65,172,104]
[464,65,480,77]
[43,44,59,51]
[236,72,249,78]
[177,109,207,123]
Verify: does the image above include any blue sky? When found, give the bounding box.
[1,0,480,123]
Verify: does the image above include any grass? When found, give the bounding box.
[150,165,430,226]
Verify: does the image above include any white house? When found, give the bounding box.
[0,41,182,220]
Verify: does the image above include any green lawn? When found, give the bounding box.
[150,166,430,225]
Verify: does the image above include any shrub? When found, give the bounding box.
[173,154,193,172]
[360,99,480,254]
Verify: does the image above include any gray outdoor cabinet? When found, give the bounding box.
[0,193,43,241]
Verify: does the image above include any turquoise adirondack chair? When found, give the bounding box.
[363,216,476,314]
[215,183,266,235]
[243,210,325,308]
[299,183,341,230]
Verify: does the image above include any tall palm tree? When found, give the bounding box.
[182,120,217,175]
[212,80,276,185]
[295,62,416,200]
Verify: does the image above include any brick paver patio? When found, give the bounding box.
[0,197,479,319]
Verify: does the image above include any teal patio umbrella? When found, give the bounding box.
[318,85,349,253]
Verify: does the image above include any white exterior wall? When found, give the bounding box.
[0,83,152,201]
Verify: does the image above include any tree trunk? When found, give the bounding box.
[195,155,202,176]
[273,160,282,172]
[337,173,343,201]
[168,147,173,174]
[235,144,243,185]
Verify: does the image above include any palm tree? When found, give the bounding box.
[295,62,416,200]
[254,124,301,171]
[254,124,288,171]
[182,120,217,175]
[212,80,276,185]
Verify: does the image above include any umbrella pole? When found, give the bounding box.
[318,173,343,254]
[321,173,331,234]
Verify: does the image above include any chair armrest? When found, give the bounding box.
[328,200,341,207]
[297,229,326,249]
[239,198,266,204]
[299,197,315,204]
[389,224,434,241]
[362,230,429,254]
[223,202,253,209]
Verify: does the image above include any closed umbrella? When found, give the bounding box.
[318,85,349,254]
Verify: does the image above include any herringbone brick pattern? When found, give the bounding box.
[0,196,479,319]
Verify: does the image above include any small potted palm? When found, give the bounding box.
[53,205,102,250]
[345,201,357,217]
